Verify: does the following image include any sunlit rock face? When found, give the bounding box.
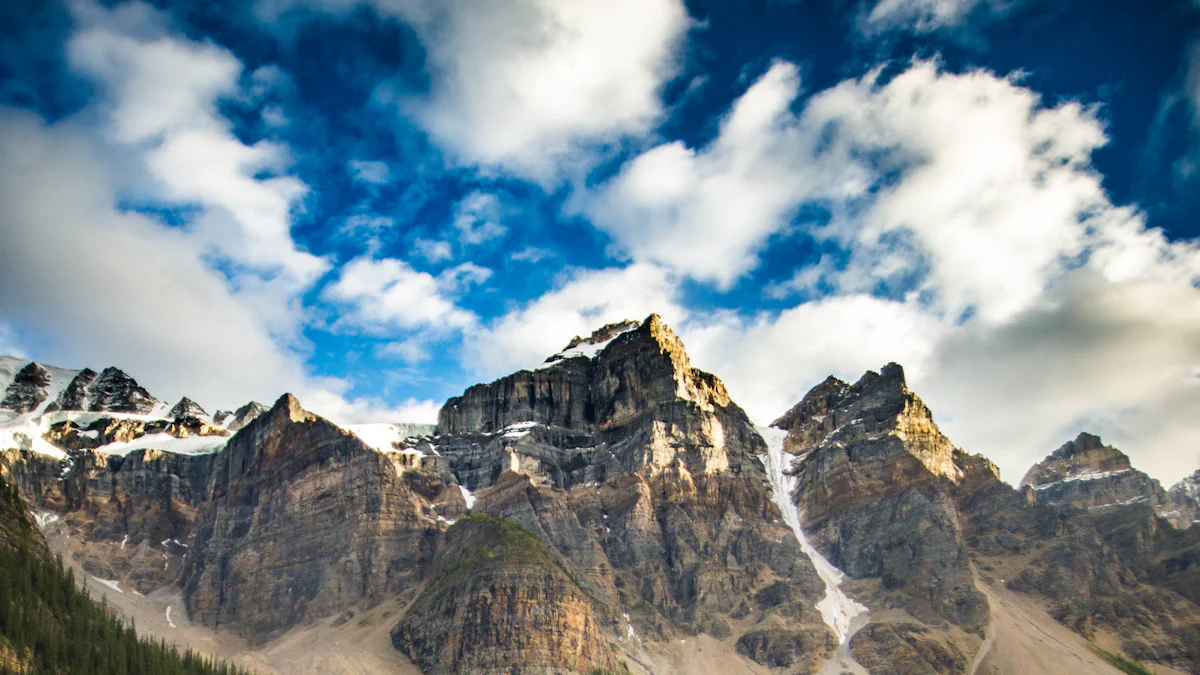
[422,314,834,669]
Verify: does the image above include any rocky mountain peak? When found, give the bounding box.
[213,400,268,431]
[775,362,958,481]
[1019,433,1171,514]
[169,397,208,420]
[1,361,52,413]
[440,314,734,437]
[46,365,159,414]
[260,393,313,427]
[559,318,642,351]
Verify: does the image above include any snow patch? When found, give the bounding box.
[757,426,868,644]
[120,534,128,550]
[346,423,427,456]
[94,433,227,457]
[1031,468,1131,490]
[166,605,176,628]
[536,323,638,369]
[32,511,59,529]
[459,485,476,509]
[91,577,123,594]
[497,420,538,439]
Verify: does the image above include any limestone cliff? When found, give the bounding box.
[392,514,621,675]
[180,394,459,645]
[422,315,833,671]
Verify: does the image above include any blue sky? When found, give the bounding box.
[2,0,1200,485]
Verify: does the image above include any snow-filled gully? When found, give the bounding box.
[758,426,870,671]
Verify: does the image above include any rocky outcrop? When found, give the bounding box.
[181,394,459,644]
[1020,433,1173,515]
[1,362,52,414]
[1,442,216,591]
[169,397,208,420]
[46,367,159,414]
[775,364,987,641]
[212,401,267,432]
[392,515,620,675]
[953,447,1200,674]
[1168,469,1200,528]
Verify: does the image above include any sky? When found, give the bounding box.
[1,0,1199,486]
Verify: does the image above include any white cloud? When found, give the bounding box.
[584,62,850,289]
[67,2,327,302]
[438,262,492,291]
[510,247,552,264]
[0,2,432,427]
[451,191,506,246]
[348,159,391,185]
[462,263,684,377]
[413,238,453,263]
[323,257,477,332]
[262,0,691,181]
[573,58,1200,486]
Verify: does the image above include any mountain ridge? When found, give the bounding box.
[0,315,1197,675]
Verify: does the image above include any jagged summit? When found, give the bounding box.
[169,396,208,420]
[440,313,734,437]
[46,366,159,415]
[773,362,958,481]
[213,400,268,431]
[1020,432,1173,515]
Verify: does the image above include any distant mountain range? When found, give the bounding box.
[0,315,1197,675]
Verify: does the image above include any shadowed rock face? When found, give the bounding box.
[1,444,216,591]
[1,362,52,414]
[180,394,458,645]
[46,366,159,414]
[774,363,988,638]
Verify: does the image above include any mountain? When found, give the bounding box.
[1020,433,1175,515]
[0,317,1198,675]
[0,473,252,675]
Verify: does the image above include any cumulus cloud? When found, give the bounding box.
[262,0,691,181]
[322,257,478,332]
[575,58,1200,485]
[0,2,436,425]
[67,1,326,307]
[584,62,850,289]
[451,191,506,246]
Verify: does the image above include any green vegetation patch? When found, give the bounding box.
[428,514,583,592]
[1089,645,1155,675]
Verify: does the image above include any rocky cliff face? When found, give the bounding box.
[418,315,833,673]
[1020,433,1174,515]
[773,363,988,659]
[392,515,621,675]
[1,362,53,414]
[181,394,460,645]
